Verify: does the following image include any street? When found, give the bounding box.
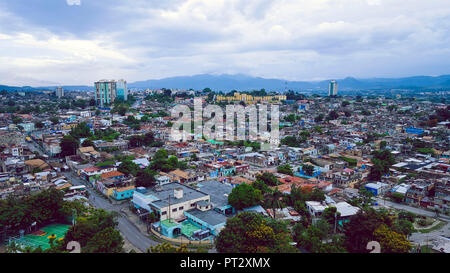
[65,172,159,252]
[375,197,450,221]
[375,197,450,247]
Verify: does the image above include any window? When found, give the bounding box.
[161,211,167,215]
[179,206,184,210]
[172,208,177,212]
[191,203,196,207]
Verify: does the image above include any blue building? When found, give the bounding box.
[132,180,235,241]
[113,186,135,200]
[405,127,424,135]
[364,182,389,196]
[295,165,321,178]
[116,79,128,101]
[95,80,117,107]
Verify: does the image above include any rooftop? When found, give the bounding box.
[185,208,228,227]
[138,182,208,209]
[197,180,233,209]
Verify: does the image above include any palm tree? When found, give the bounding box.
[266,190,284,219]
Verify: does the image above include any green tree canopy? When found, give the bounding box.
[228,184,263,210]
[70,122,92,140]
[216,212,297,253]
[60,135,79,157]
[277,164,293,175]
[118,160,140,176]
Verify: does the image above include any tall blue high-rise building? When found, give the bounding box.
[116,79,128,101]
[95,80,117,107]
[329,80,338,96]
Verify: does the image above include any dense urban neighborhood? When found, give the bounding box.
[0,83,448,254]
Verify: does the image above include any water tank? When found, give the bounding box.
[174,188,183,199]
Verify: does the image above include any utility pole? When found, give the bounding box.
[168,194,171,223]
[334,212,337,234]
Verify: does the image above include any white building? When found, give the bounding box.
[56,87,64,98]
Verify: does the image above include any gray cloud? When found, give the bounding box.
[0,0,449,85]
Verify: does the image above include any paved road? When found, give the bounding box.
[27,126,158,252]
[131,99,142,109]
[375,197,450,246]
[26,140,46,156]
[65,172,159,252]
[375,197,450,221]
[409,221,450,246]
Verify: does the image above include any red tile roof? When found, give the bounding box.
[101,171,125,179]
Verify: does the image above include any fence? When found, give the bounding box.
[149,226,213,247]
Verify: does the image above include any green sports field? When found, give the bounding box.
[12,223,71,251]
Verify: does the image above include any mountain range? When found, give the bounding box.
[2,74,450,92]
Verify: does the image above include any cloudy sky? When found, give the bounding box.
[0,0,449,86]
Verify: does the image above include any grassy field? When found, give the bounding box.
[416,221,447,234]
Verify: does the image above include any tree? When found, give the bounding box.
[266,190,284,218]
[255,173,279,187]
[12,116,22,124]
[116,104,128,116]
[118,160,140,176]
[70,122,92,139]
[60,135,79,157]
[398,211,416,223]
[34,121,44,129]
[83,227,124,253]
[368,150,395,181]
[314,114,324,122]
[341,101,350,107]
[190,153,198,161]
[228,184,262,210]
[301,164,315,177]
[326,110,339,120]
[135,169,156,188]
[50,116,59,125]
[280,136,303,147]
[153,149,168,161]
[81,139,95,148]
[216,212,296,253]
[343,208,392,253]
[373,224,411,253]
[277,164,293,175]
[392,219,415,237]
[63,209,124,253]
[322,206,340,231]
[391,192,404,203]
[0,188,67,236]
[359,187,375,208]
[251,179,272,195]
[284,114,297,123]
[128,135,145,148]
[149,242,189,253]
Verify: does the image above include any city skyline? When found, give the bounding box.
[0,0,449,86]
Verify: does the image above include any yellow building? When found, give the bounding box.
[216,92,286,104]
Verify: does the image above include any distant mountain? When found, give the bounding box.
[0,85,92,92]
[129,74,316,91]
[128,74,450,92]
[2,74,450,93]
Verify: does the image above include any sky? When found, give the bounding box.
[0,0,450,86]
